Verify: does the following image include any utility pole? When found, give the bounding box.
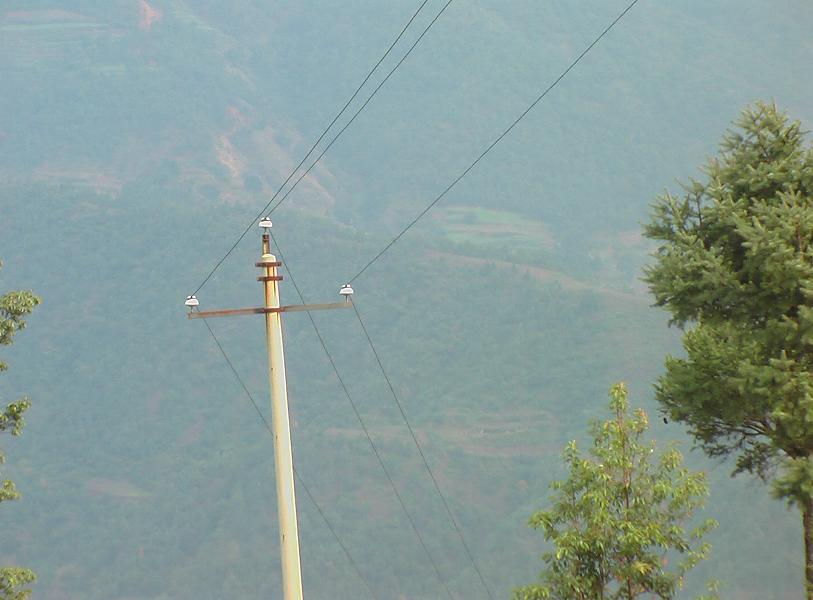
[185,218,353,600]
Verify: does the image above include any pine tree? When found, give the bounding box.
[514,383,716,600]
[0,260,40,600]
[643,101,813,596]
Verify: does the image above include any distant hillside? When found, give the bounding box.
[4,2,811,228]
[2,1,812,598]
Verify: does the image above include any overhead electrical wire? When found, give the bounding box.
[192,0,449,296]
[199,317,378,600]
[351,301,494,600]
[269,232,456,600]
[347,0,642,284]
[262,0,454,217]
[189,2,644,595]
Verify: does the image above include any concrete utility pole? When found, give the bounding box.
[185,218,353,600]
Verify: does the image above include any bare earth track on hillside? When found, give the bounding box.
[429,250,648,304]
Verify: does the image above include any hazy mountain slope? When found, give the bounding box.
[4,1,811,227]
[1,1,812,598]
[0,183,802,599]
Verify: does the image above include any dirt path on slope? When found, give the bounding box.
[429,250,649,304]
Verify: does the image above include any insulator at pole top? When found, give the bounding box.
[339,284,354,301]
[185,295,200,309]
[259,217,273,229]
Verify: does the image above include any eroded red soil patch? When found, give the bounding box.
[138,0,161,30]
[215,134,244,179]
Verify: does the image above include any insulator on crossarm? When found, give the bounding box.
[339,284,354,301]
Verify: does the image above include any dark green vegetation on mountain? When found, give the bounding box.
[0,260,40,600]
[515,383,717,600]
[644,102,813,597]
[1,1,812,598]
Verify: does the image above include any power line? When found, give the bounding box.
[191,2,641,594]
[351,301,494,599]
[264,0,455,217]
[199,316,378,600]
[269,232,456,600]
[192,0,439,296]
[347,0,642,284]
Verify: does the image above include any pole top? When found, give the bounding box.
[257,253,279,265]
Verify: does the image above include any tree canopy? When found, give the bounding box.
[643,101,813,595]
[0,259,40,600]
[514,383,716,600]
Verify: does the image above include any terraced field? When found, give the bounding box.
[432,205,555,252]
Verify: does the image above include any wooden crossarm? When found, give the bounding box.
[188,301,352,319]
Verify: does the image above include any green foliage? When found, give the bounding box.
[514,383,716,600]
[643,101,813,596]
[0,397,32,504]
[0,399,30,440]
[0,260,39,600]
[0,260,41,374]
[643,101,813,499]
[0,568,36,600]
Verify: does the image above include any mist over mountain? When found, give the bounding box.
[1,1,812,598]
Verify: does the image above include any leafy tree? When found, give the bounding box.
[643,101,813,596]
[0,260,40,600]
[514,383,716,600]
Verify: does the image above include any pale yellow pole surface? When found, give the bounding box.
[262,246,304,600]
